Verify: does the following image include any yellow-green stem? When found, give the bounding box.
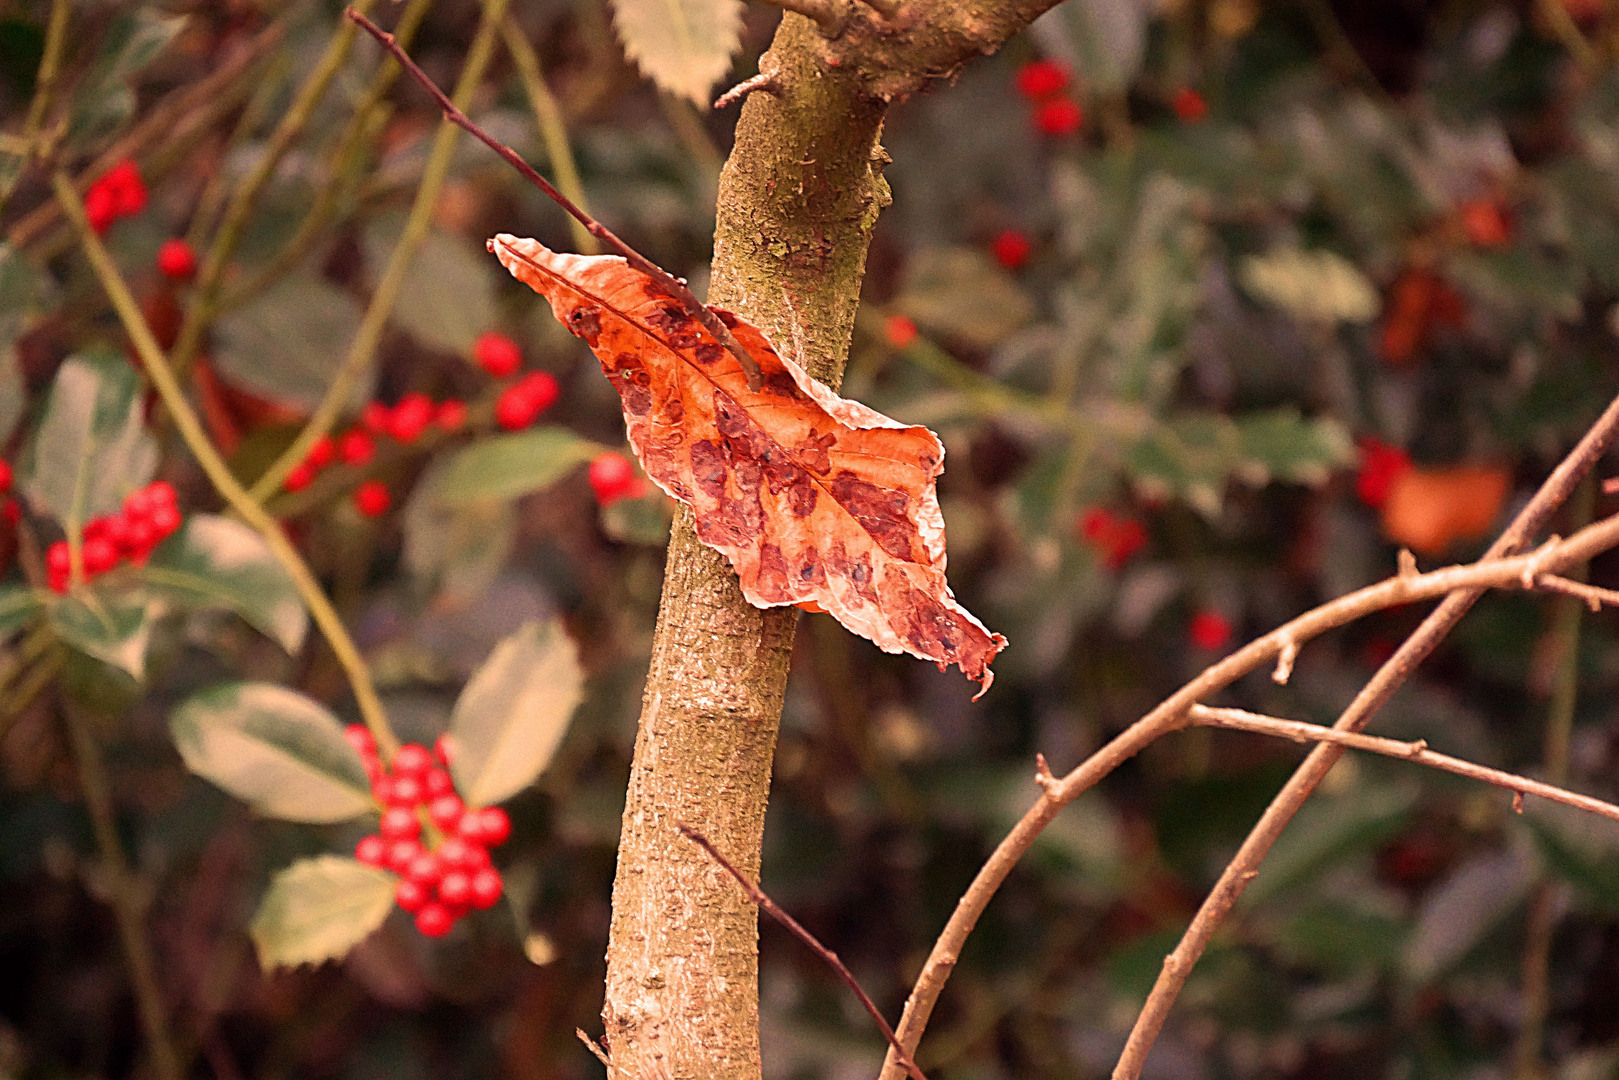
[52,170,400,760]
[246,0,514,503]
[170,0,382,379]
[502,17,597,254]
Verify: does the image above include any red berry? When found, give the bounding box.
[469,867,503,909]
[515,372,559,416]
[361,401,391,435]
[386,837,424,872]
[146,481,177,509]
[126,517,158,553]
[388,774,423,807]
[372,774,397,804]
[1460,199,1511,248]
[83,536,117,575]
[1015,59,1070,99]
[101,514,134,553]
[429,794,464,830]
[474,331,522,378]
[339,429,375,466]
[2,500,18,527]
[433,734,455,765]
[414,902,455,937]
[476,806,511,847]
[435,399,467,432]
[354,480,391,518]
[1172,87,1208,123]
[884,314,918,349]
[494,385,538,431]
[1355,438,1413,510]
[391,743,433,777]
[307,435,336,469]
[150,503,182,537]
[380,806,420,839]
[345,724,376,755]
[991,229,1031,271]
[387,393,434,443]
[47,569,68,594]
[396,879,430,913]
[405,852,444,887]
[355,835,387,866]
[436,836,486,872]
[123,488,153,520]
[84,184,117,234]
[283,462,315,492]
[46,541,70,574]
[589,452,638,506]
[0,459,11,493]
[157,239,198,281]
[424,768,454,798]
[1189,609,1232,651]
[1034,98,1084,137]
[437,870,473,907]
[103,160,147,216]
[456,813,487,845]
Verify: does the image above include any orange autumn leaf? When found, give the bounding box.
[1380,464,1511,556]
[489,235,1008,695]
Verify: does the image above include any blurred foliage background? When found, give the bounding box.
[4,0,1619,1078]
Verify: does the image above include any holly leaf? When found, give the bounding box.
[169,682,374,822]
[434,426,598,506]
[142,514,308,652]
[50,592,154,679]
[361,219,498,355]
[64,9,187,152]
[447,619,583,808]
[609,0,742,107]
[212,273,371,413]
[402,460,516,605]
[249,856,397,971]
[23,350,157,527]
[490,235,1007,694]
[0,586,45,640]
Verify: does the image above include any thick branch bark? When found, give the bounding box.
[601,4,1063,1078]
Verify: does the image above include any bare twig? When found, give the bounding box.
[1534,573,1619,611]
[53,171,401,760]
[714,71,782,109]
[879,394,1619,1080]
[675,822,930,1080]
[345,8,766,391]
[1186,705,1619,824]
[1110,391,1619,1080]
[752,0,845,32]
[576,1029,615,1072]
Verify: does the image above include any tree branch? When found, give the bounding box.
[879,394,1619,1080]
[1186,705,1619,824]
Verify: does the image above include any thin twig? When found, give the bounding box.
[714,71,781,110]
[248,0,511,502]
[0,0,71,219]
[878,392,1619,1080]
[576,1029,614,1072]
[345,8,766,392]
[675,822,931,1080]
[501,17,598,255]
[1534,573,1619,611]
[1110,391,1619,1080]
[64,695,184,1080]
[752,0,845,33]
[52,171,400,761]
[1186,706,1619,824]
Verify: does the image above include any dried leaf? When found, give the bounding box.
[489,235,1007,694]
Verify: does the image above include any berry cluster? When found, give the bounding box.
[1015,59,1083,137]
[588,452,646,506]
[84,161,147,235]
[347,727,509,938]
[45,481,182,592]
[1078,506,1148,570]
[477,332,561,432]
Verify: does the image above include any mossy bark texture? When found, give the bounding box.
[602,4,1065,1078]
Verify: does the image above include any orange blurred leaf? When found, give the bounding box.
[1380,464,1510,556]
[490,235,1007,694]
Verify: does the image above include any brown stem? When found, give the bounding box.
[1186,706,1619,824]
[344,8,765,392]
[753,0,845,33]
[1112,390,1619,1080]
[676,823,930,1080]
[714,71,782,110]
[64,698,184,1080]
[880,393,1619,1080]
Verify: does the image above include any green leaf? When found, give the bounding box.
[1126,412,1242,518]
[22,350,157,527]
[65,10,186,151]
[893,246,1035,351]
[0,585,44,640]
[448,619,583,807]
[0,341,23,448]
[212,273,372,412]
[609,0,743,107]
[49,591,154,679]
[599,486,673,546]
[435,427,598,506]
[169,682,374,822]
[1233,409,1356,487]
[141,514,308,653]
[0,242,48,343]
[249,856,397,970]
[402,461,516,604]
[1238,248,1380,325]
[361,219,497,355]
[1240,782,1418,908]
